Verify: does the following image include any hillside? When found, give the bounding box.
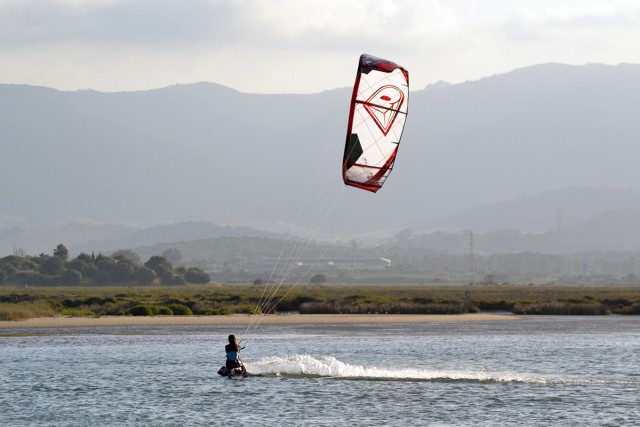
[2,63,640,255]
[418,187,640,233]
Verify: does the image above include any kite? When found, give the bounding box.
[342,54,409,193]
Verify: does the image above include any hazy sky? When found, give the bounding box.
[1,0,639,93]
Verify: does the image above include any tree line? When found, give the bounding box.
[0,244,210,286]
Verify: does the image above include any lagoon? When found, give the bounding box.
[1,316,639,426]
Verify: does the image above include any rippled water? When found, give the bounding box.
[1,316,639,426]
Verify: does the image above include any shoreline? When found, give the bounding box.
[0,313,519,329]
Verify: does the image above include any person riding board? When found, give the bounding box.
[225,334,246,377]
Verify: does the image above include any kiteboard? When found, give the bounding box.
[217,366,262,378]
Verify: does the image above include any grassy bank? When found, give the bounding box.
[0,283,639,320]
[0,301,57,321]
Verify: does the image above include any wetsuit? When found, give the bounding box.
[225,343,244,373]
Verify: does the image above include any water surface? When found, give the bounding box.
[1,316,638,426]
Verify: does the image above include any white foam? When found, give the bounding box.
[245,354,640,386]
[245,354,555,383]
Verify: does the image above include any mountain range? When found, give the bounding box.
[2,63,640,255]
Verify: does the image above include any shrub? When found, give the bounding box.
[62,269,83,286]
[234,304,255,314]
[99,301,132,316]
[129,305,154,316]
[145,256,172,271]
[62,298,82,308]
[96,259,115,272]
[513,302,611,315]
[160,273,181,286]
[616,303,640,315]
[61,307,95,317]
[199,308,228,315]
[310,274,327,284]
[298,301,477,315]
[184,267,210,284]
[15,272,50,285]
[84,296,116,306]
[161,298,190,306]
[157,307,173,315]
[477,299,515,312]
[1,264,17,278]
[172,275,187,286]
[168,304,192,315]
[135,266,157,285]
[111,262,136,283]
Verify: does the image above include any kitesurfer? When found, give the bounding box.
[225,334,246,377]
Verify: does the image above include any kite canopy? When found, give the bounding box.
[342,54,409,193]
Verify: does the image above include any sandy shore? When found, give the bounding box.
[0,313,519,329]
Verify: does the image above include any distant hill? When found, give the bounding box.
[2,63,640,255]
[418,187,640,233]
[409,208,640,254]
[0,223,133,256]
[132,234,361,265]
[552,208,640,253]
[1,221,285,256]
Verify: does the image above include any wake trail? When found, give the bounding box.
[244,354,640,386]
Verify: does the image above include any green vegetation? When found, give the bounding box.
[309,274,327,284]
[157,307,173,315]
[167,304,192,315]
[132,235,640,286]
[0,301,56,321]
[0,283,638,320]
[0,244,210,287]
[129,305,155,316]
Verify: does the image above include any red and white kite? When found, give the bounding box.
[342,54,409,193]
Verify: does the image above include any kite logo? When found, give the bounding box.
[364,85,404,136]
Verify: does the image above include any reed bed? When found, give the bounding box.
[0,301,57,321]
[0,283,638,319]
